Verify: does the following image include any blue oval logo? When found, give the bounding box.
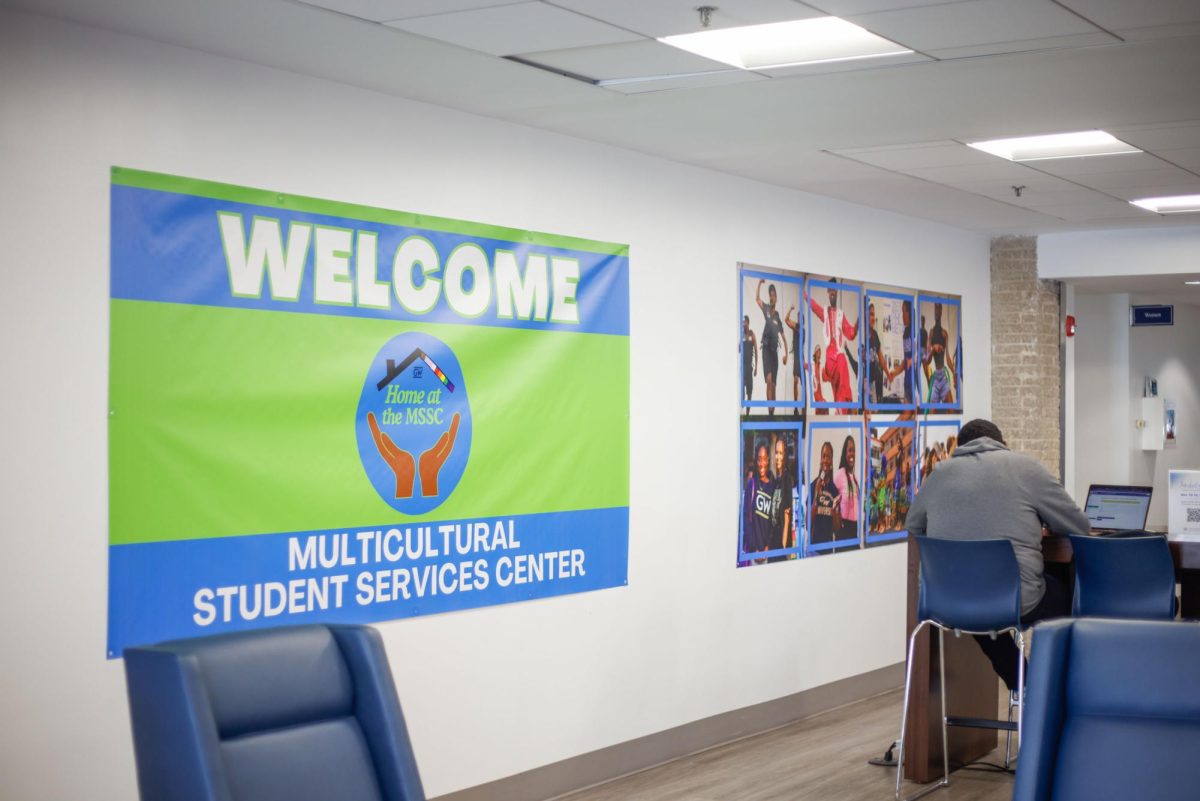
[356,332,471,515]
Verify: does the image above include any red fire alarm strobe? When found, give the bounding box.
[1065,314,1076,337]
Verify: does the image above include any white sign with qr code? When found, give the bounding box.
[1168,470,1200,540]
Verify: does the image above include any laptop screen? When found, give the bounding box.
[1084,484,1153,531]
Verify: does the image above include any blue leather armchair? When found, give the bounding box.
[124,624,426,801]
[1013,618,1200,801]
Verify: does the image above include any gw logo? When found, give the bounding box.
[755,492,772,515]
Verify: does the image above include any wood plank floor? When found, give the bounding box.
[557,689,1015,801]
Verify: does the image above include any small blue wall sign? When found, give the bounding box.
[1130,305,1174,326]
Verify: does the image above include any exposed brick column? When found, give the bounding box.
[990,235,1062,478]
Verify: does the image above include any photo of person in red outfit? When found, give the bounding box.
[806,279,862,408]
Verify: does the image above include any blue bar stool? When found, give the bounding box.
[896,537,1025,801]
[1069,534,1176,619]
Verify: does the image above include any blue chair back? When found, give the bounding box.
[917,537,1022,632]
[1069,534,1176,619]
[1014,618,1200,801]
[124,624,426,801]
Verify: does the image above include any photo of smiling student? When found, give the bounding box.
[739,426,802,566]
[806,422,863,554]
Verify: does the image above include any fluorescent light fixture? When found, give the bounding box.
[1186,280,1200,285]
[966,131,1141,161]
[1130,194,1200,214]
[658,17,911,71]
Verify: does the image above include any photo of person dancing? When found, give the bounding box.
[755,280,788,415]
[922,301,956,404]
[807,283,860,404]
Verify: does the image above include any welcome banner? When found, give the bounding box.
[107,168,630,657]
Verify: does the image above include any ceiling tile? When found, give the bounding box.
[904,160,1046,183]
[385,2,643,56]
[1024,195,1139,212]
[754,50,932,77]
[1116,21,1200,40]
[1023,152,1172,177]
[924,31,1117,59]
[1157,148,1200,170]
[795,177,1054,230]
[602,70,767,94]
[833,141,1001,170]
[1069,167,1200,197]
[1107,121,1200,151]
[516,40,729,81]
[847,0,1106,52]
[945,177,1092,204]
[1037,203,1148,222]
[549,0,824,39]
[298,0,516,23]
[1054,0,1200,31]
[704,149,906,184]
[804,0,975,14]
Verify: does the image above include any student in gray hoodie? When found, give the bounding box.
[907,419,1090,690]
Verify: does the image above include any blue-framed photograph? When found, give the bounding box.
[740,268,804,418]
[806,278,863,412]
[865,419,916,546]
[864,290,916,411]
[738,423,803,566]
[916,294,962,411]
[917,418,961,488]
[806,421,863,556]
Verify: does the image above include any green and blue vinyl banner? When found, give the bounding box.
[107,168,630,657]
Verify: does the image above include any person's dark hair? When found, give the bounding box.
[958,418,1004,446]
[838,435,855,470]
[838,435,858,489]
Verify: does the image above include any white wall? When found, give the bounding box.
[0,10,991,800]
[1073,293,1133,499]
[1051,226,1200,527]
[1041,227,1200,280]
[1072,292,1200,527]
[1127,295,1200,526]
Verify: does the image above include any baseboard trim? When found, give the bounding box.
[431,661,904,801]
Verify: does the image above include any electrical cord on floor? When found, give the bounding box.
[868,742,1016,774]
[867,740,898,767]
[951,759,1015,774]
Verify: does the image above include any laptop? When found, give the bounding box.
[1084,484,1153,535]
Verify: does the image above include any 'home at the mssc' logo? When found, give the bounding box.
[356,332,472,515]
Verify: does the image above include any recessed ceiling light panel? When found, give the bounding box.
[659,17,911,71]
[966,131,1141,161]
[1130,194,1200,214]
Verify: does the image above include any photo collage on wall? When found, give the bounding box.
[738,265,962,568]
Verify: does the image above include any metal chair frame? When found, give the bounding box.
[894,618,1025,801]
